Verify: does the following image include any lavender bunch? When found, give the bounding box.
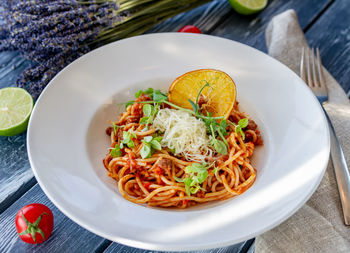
[0,0,210,99]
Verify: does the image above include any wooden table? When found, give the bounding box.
[1,0,349,252]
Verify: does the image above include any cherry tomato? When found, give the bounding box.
[177,25,201,34]
[15,203,54,244]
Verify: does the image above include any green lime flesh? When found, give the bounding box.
[0,87,34,136]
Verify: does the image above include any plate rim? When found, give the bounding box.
[27,32,330,251]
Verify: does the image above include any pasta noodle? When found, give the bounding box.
[103,92,263,208]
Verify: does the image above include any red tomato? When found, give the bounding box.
[177,25,201,33]
[15,203,54,244]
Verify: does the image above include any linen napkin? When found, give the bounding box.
[255,9,350,253]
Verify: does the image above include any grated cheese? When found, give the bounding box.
[153,108,213,161]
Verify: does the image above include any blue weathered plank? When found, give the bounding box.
[0,133,33,214]
[0,184,110,253]
[1,1,347,253]
[147,0,232,34]
[306,0,350,95]
[0,51,34,213]
[0,51,32,88]
[211,0,333,51]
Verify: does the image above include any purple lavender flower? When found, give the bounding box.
[2,0,119,99]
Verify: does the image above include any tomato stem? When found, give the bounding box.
[19,212,48,242]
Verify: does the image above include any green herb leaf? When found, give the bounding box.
[122,131,129,140]
[217,128,229,147]
[143,136,153,143]
[213,139,227,155]
[143,104,153,117]
[121,130,136,148]
[238,118,249,129]
[190,185,201,194]
[195,81,210,106]
[219,120,228,136]
[140,144,152,159]
[197,170,208,183]
[175,162,215,196]
[212,166,218,175]
[188,99,199,113]
[150,139,162,150]
[144,88,154,96]
[140,135,162,158]
[185,163,207,175]
[153,90,168,102]
[235,125,246,140]
[127,140,135,148]
[110,144,122,158]
[183,177,192,196]
[112,122,118,136]
[140,117,149,124]
[188,163,210,195]
[239,128,245,140]
[220,120,227,129]
[153,136,162,143]
[135,90,143,98]
[135,88,154,99]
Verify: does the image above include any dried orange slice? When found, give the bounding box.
[168,69,236,119]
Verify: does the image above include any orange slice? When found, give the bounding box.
[168,69,236,119]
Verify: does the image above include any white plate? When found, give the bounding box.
[27,33,330,251]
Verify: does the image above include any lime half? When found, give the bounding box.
[0,87,34,136]
[228,0,267,15]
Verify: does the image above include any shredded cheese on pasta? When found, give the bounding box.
[153,108,213,161]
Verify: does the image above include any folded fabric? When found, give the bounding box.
[255,9,350,253]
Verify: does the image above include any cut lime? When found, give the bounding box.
[0,87,34,136]
[228,0,267,15]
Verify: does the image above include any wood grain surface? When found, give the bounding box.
[306,0,350,95]
[0,185,109,253]
[1,0,349,252]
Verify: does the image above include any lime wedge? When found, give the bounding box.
[0,87,34,136]
[228,0,267,15]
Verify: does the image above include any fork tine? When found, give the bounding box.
[311,48,319,87]
[300,48,306,83]
[306,48,314,87]
[316,48,326,88]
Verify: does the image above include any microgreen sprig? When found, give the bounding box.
[140,135,162,159]
[126,88,168,108]
[228,118,249,140]
[174,162,214,196]
[186,80,229,155]
[124,87,224,121]
[209,124,228,155]
[121,129,137,148]
[124,85,234,155]
[134,100,224,121]
[188,81,211,114]
[110,144,122,158]
[212,165,218,175]
[112,122,119,136]
[140,103,160,128]
[135,88,154,99]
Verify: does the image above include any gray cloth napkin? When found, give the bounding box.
[255,9,350,253]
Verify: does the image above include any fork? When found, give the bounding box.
[300,48,350,225]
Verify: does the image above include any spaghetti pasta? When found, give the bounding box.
[103,88,262,208]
